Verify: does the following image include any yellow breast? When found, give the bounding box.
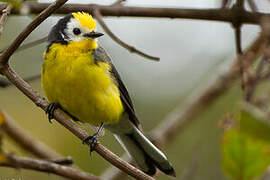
[41,42,124,125]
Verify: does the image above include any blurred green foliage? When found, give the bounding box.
[222,110,270,180]
[222,130,270,180]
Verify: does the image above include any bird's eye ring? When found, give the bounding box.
[73,28,81,35]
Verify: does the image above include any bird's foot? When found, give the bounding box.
[83,133,99,154]
[46,102,60,123]
[82,123,104,154]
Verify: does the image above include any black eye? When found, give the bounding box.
[73,28,81,35]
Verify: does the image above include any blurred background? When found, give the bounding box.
[0,0,269,179]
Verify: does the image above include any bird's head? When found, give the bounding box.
[48,12,103,50]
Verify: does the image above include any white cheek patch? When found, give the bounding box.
[65,18,90,42]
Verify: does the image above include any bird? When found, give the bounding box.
[41,12,175,177]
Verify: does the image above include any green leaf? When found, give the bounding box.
[222,130,270,180]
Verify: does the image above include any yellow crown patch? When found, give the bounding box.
[72,12,96,31]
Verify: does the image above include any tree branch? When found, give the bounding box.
[0,110,60,159]
[0,4,12,40]
[93,9,159,61]
[1,155,101,180]
[0,3,268,24]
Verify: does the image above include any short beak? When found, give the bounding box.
[83,31,104,38]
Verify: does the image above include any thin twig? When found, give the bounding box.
[233,0,249,102]
[235,26,243,55]
[15,36,47,53]
[235,24,245,98]
[111,0,126,6]
[233,0,244,55]
[0,4,12,40]
[0,110,60,159]
[247,0,258,12]
[245,18,270,101]
[256,58,266,78]
[93,9,159,61]
[1,155,101,180]
[48,157,73,165]
[0,0,69,66]
[244,57,265,102]
[0,74,40,88]
[221,0,232,8]
[0,3,269,24]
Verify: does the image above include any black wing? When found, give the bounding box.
[92,47,142,130]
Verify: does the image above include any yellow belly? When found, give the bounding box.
[41,43,123,126]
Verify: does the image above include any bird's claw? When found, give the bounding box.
[46,102,60,123]
[82,133,99,154]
